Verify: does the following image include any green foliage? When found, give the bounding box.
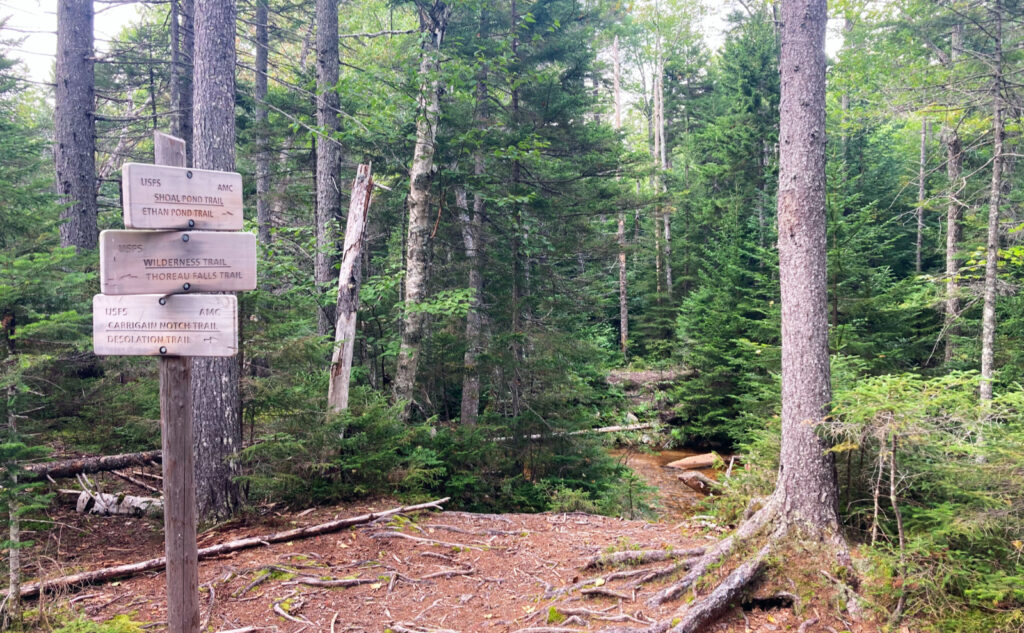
[53,614,146,633]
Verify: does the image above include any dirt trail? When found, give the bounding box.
[23,448,869,633]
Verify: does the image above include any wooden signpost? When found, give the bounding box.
[93,131,254,633]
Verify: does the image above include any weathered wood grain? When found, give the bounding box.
[122,162,243,231]
[100,230,256,295]
[93,294,237,357]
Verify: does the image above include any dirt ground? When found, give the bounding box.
[23,456,874,633]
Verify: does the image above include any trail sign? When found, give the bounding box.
[93,293,238,357]
[100,230,257,295]
[122,162,244,231]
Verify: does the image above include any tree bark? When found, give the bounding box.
[459,39,488,427]
[916,116,927,274]
[328,165,373,412]
[55,0,97,251]
[943,23,963,364]
[315,0,342,336]
[394,1,450,418]
[191,0,242,522]
[255,0,272,244]
[21,449,162,481]
[613,35,628,358]
[775,0,840,529]
[943,126,962,363]
[981,6,1003,403]
[170,0,194,163]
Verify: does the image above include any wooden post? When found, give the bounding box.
[154,131,200,633]
[327,164,373,412]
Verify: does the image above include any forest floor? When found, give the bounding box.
[25,449,875,633]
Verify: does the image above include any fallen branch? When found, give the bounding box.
[21,450,162,481]
[421,523,523,537]
[21,497,449,598]
[284,576,381,588]
[582,547,703,570]
[388,624,460,633]
[370,530,484,551]
[581,586,633,600]
[494,423,657,442]
[110,470,161,495]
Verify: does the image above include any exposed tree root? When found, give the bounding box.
[554,606,652,624]
[626,563,685,588]
[582,586,634,600]
[582,548,703,570]
[646,497,779,608]
[543,568,653,599]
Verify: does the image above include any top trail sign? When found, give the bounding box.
[122,162,244,231]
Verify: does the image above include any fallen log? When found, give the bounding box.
[21,450,162,481]
[678,471,722,496]
[58,489,163,518]
[20,497,450,599]
[494,423,656,442]
[664,453,719,470]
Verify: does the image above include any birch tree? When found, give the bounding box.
[394,0,450,418]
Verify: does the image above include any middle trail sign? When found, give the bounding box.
[100,230,257,295]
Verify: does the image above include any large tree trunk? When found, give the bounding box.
[613,35,628,358]
[394,1,450,418]
[255,0,272,244]
[315,0,342,336]
[328,165,373,412]
[775,0,840,529]
[170,0,194,163]
[981,9,1003,403]
[191,0,242,522]
[55,0,97,251]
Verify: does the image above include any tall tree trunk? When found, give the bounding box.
[255,0,272,244]
[191,0,242,522]
[943,23,963,364]
[657,59,672,299]
[460,48,488,427]
[393,1,450,418]
[943,127,962,363]
[328,165,373,412]
[981,8,1003,403]
[55,0,97,251]
[916,116,927,274]
[171,0,194,163]
[6,378,19,625]
[775,0,840,529]
[614,35,628,358]
[315,0,342,336]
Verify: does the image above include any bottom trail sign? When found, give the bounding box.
[93,294,238,357]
